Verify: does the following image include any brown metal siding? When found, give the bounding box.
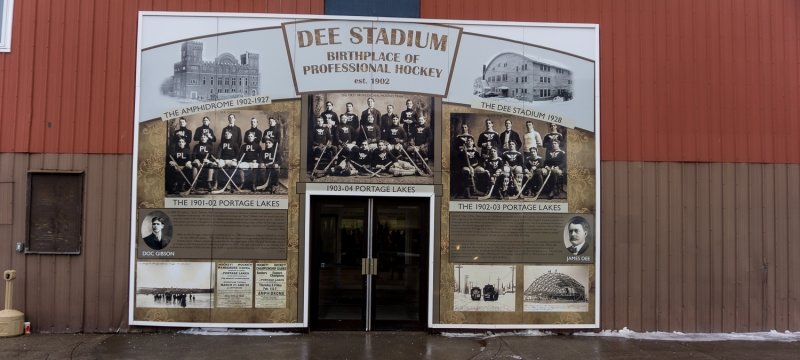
[600,161,800,331]
[423,0,800,164]
[0,0,323,154]
[0,153,132,333]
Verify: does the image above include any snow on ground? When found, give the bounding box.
[453,292,515,312]
[577,327,800,342]
[178,328,299,336]
[444,327,800,342]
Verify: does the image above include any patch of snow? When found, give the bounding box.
[441,330,552,339]
[178,328,299,336]
[576,327,800,342]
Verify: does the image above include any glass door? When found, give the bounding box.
[310,196,428,331]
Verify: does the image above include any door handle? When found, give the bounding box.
[361,258,378,275]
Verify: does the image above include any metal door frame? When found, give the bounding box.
[304,188,435,331]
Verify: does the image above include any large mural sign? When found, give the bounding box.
[131,13,598,329]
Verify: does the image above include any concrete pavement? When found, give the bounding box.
[1,331,799,359]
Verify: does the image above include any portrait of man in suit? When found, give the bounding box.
[565,217,591,256]
[142,215,171,250]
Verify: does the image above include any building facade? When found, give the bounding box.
[480,52,573,101]
[162,41,260,101]
[0,0,798,334]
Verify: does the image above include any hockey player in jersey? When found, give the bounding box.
[237,132,262,191]
[334,122,357,157]
[340,102,360,134]
[192,133,216,191]
[502,141,525,190]
[400,99,418,135]
[481,147,504,195]
[321,101,339,129]
[257,138,281,193]
[193,116,217,146]
[244,117,263,144]
[522,147,544,197]
[359,113,381,150]
[478,119,500,159]
[384,115,408,157]
[327,140,363,177]
[349,140,374,175]
[167,136,193,194]
[360,97,381,129]
[408,115,432,159]
[455,123,474,152]
[542,140,566,199]
[215,129,241,189]
[263,116,282,147]
[172,117,192,150]
[457,137,484,198]
[372,140,416,177]
[311,116,332,169]
[543,123,565,158]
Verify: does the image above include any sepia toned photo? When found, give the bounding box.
[453,264,516,312]
[135,261,215,309]
[165,109,289,196]
[523,265,589,312]
[306,93,435,182]
[450,113,567,201]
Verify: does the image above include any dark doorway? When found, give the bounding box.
[310,196,429,331]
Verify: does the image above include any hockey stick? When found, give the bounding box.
[529,170,553,202]
[310,144,329,177]
[256,142,280,191]
[168,155,192,184]
[511,173,534,200]
[316,146,345,177]
[211,153,247,194]
[462,146,479,191]
[181,153,210,196]
[478,175,500,200]
[351,161,382,177]
[412,146,433,175]
[210,155,242,192]
[400,145,428,176]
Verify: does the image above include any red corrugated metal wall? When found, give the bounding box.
[0,0,323,154]
[2,1,796,162]
[423,0,800,164]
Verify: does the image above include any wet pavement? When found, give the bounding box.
[1,331,799,359]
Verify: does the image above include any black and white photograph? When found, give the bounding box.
[450,114,566,201]
[474,52,573,102]
[453,264,515,312]
[140,211,173,250]
[160,41,261,102]
[138,29,297,122]
[306,93,435,182]
[563,216,592,256]
[523,265,589,312]
[165,110,289,196]
[135,261,215,309]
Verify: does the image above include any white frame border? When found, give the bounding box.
[129,11,600,329]
[0,0,14,52]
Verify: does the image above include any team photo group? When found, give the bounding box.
[165,111,287,195]
[308,95,434,179]
[450,114,567,201]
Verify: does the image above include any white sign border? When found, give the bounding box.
[129,11,600,330]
